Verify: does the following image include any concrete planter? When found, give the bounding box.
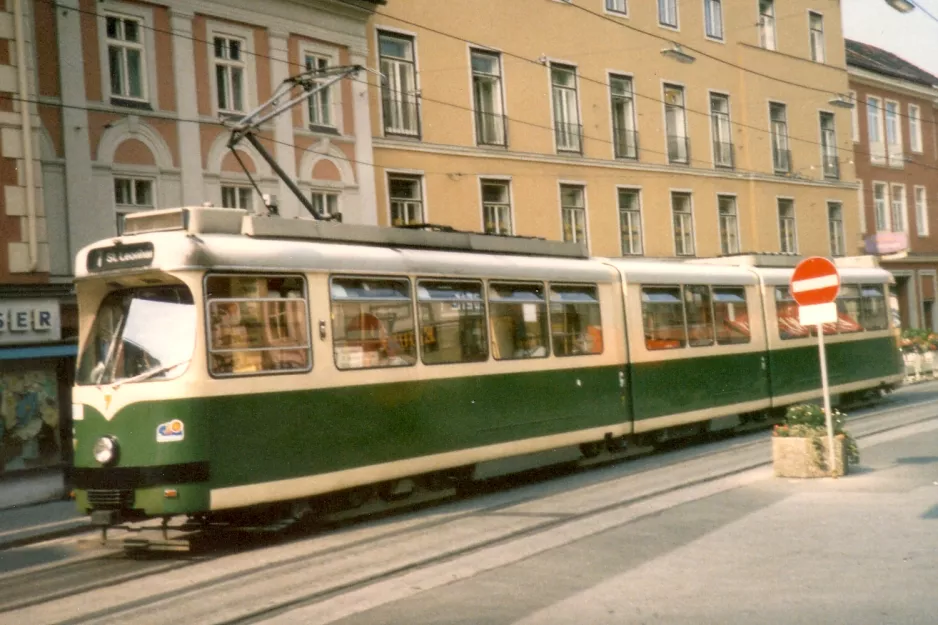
[772,434,847,478]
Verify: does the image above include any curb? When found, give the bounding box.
[0,521,92,552]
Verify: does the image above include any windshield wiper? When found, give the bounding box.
[111,360,191,389]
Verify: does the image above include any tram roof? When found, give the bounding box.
[600,258,759,286]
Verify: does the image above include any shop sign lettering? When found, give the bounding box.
[86,242,155,272]
[0,300,61,345]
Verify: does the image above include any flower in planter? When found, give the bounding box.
[773,403,859,467]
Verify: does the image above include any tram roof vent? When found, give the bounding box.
[122,207,247,236]
[240,213,589,259]
[689,253,803,268]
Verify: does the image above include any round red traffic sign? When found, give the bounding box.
[789,256,840,306]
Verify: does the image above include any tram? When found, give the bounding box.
[70,207,903,529]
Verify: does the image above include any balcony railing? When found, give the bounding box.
[475,111,508,147]
[773,148,792,174]
[713,140,734,168]
[822,153,840,180]
[555,122,583,154]
[667,135,690,164]
[613,128,639,160]
[381,97,422,138]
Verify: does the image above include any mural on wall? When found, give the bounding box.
[0,368,61,473]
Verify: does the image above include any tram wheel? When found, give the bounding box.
[579,441,603,458]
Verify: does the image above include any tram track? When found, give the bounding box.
[6,386,937,625]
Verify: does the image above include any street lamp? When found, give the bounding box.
[829,94,855,109]
[885,0,915,12]
[660,42,696,64]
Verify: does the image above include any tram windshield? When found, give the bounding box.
[76,285,195,386]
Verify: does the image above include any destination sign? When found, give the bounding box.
[86,242,155,272]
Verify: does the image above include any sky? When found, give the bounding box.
[842,0,938,79]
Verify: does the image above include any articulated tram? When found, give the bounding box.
[70,207,904,529]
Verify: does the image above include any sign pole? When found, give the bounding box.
[816,323,836,477]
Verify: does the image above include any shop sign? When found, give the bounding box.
[0,300,61,345]
[864,232,908,255]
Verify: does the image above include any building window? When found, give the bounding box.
[867,96,885,164]
[311,191,340,219]
[809,12,825,63]
[388,175,423,226]
[909,104,923,153]
[819,112,838,179]
[873,181,888,231]
[850,91,859,142]
[379,32,420,137]
[915,186,929,236]
[221,185,252,210]
[606,0,627,14]
[828,202,845,257]
[658,0,678,27]
[618,188,642,256]
[759,0,776,50]
[718,195,739,255]
[105,14,146,101]
[891,184,907,233]
[672,192,694,256]
[114,176,154,233]
[778,198,796,253]
[664,84,688,164]
[471,50,506,146]
[710,93,733,168]
[560,184,587,245]
[552,64,582,153]
[305,55,334,129]
[213,36,246,113]
[885,100,903,166]
[610,75,638,159]
[705,0,723,39]
[770,102,790,173]
[481,180,512,235]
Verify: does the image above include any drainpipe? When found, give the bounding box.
[14,0,37,271]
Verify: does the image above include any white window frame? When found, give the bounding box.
[819,110,838,179]
[909,103,923,153]
[873,181,889,231]
[759,0,776,51]
[479,177,514,235]
[377,29,421,137]
[891,183,907,233]
[850,90,859,142]
[769,101,790,173]
[605,0,628,16]
[777,197,797,254]
[857,178,867,234]
[470,48,507,147]
[808,11,825,63]
[609,72,638,160]
[387,171,426,227]
[704,0,724,41]
[96,3,158,106]
[709,91,732,168]
[884,99,904,167]
[220,185,254,211]
[206,21,257,116]
[559,183,589,249]
[310,189,341,219]
[717,194,740,256]
[828,201,845,257]
[671,191,695,257]
[658,0,679,29]
[617,186,643,256]
[550,62,582,153]
[867,96,886,164]
[114,174,156,233]
[663,82,689,164]
[301,42,343,132]
[915,185,929,236]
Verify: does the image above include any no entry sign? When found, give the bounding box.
[790,256,840,307]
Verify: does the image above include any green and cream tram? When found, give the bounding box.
[70,207,903,528]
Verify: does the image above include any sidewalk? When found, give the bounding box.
[0,471,87,550]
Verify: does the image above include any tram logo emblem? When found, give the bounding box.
[156,419,185,442]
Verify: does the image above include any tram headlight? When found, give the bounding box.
[93,436,119,466]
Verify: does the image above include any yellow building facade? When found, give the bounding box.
[365,0,858,259]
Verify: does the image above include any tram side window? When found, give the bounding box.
[860,284,889,330]
[330,277,417,369]
[836,286,863,334]
[775,287,811,340]
[714,287,751,345]
[489,282,549,360]
[549,284,603,356]
[641,286,686,350]
[684,285,715,347]
[417,280,488,365]
[206,275,311,376]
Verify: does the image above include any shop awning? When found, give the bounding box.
[0,344,78,360]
